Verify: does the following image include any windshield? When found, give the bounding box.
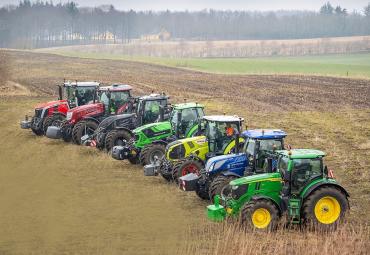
[100,91,131,114]
[142,100,167,124]
[277,155,289,178]
[244,139,283,155]
[65,86,96,106]
[206,120,239,153]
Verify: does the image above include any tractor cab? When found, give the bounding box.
[170,103,205,139]
[21,81,100,136]
[98,84,133,115]
[243,129,286,174]
[203,115,243,159]
[61,81,100,108]
[134,94,170,126]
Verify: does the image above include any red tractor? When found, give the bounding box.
[46,84,133,144]
[20,81,100,135]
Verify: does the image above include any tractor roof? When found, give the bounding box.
[100,84,132,92]
[139,93,169,101]
[203,115,244,123]
[173,102,204,110]
[63,81,100,87]
[242,129,287,139]
[278,149,326,159]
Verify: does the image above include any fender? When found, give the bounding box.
[251,195,282,215]
[82,116,101,125]
[188,154,206,165]
[302,182,350,200]
[186,124,200,138]
[115,127,134,137]
[222,171,243,178]
[152,140,169,146]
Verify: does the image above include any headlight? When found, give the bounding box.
[66,112,73,120]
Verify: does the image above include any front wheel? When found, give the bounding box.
[241,199,280,231]
[43,114,65,134]
[172,159,203,183]
[105,130,132,152]
[139,144,166,166]
[72,120,99,145]
[208,175,237,201]
[302,186,348,231]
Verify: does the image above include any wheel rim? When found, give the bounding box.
[181,163,200,176]
[252,208,271,229]
[150,150,163,163]
[314,196,341,224]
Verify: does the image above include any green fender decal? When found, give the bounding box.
[186,124,199,138]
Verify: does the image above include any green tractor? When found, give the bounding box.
[207,149,349,231]
[144,115,245,182]
[111,102,205,165]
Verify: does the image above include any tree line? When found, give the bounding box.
[0,1,370,49]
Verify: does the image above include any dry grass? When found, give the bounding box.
[0,50,11,86]
[0,50,369,254]
[182,221,370,255]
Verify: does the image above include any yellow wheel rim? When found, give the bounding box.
[252,208,271,229]
[314,196,341,224]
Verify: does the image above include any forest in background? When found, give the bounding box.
[0,1,370,49]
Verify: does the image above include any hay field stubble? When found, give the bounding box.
[0,50,369,254]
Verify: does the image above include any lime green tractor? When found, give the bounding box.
[207,149,349,230]
[144,115,244,182]
[111,102,204,165]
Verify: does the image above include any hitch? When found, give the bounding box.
[112,146,131,160]
[20,115,32,129]
[143,156,162,176]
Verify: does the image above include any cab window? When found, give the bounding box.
[245,139,255,156]
[291,158,323,193]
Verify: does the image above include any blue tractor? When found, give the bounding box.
[179,129,287,200]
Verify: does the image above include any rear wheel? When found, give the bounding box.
[302,186,348,231]
[139,144,166,166]
[105,130,132,152]
[72,120,99,145]
[172,159,203,183]
[241,200,280,231]
[43,114,65,134]
[209,175,237,201]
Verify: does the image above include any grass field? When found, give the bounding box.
[1,50,370,254]
[39,49,370,79]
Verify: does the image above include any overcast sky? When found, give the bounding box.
[0,0,369,11]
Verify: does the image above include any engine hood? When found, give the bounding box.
[205,153,246,172]
[35,99,67,109]
[68,102,102,114]
[98,113,135,128]
[230,172,282,186]
[133,121,171,134]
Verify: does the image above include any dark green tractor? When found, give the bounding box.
[207,149,349,231]
[111,102,205,165]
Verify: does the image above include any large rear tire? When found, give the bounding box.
[172,158,203,183]
[72,120,98,145]
[139,144,166,166]
[302,186,348,231]
[105,130,132,152]
[209,175,237,201]
[43,114,65,134]
[241,200,280,231]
